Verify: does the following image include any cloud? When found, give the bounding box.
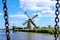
[9,20,21,27]
[19,0,56,11]
[9,12,28,19]
[32,9,55,23]
[33,10,55,18]
[19,0,56,17]
[0,13,3,16]
[42,10,55,17]
[19,0,57,18]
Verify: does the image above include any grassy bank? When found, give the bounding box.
[12,26,60,34]
[13,27,58,34]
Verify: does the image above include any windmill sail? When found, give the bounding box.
[30,19,36,27]
[23,20,28,25]
[32,14,38,19]
[23,12,38,29]
[24,12,30,19]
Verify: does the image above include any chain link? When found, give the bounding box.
[54,0,60,40]
[2,0,10,40]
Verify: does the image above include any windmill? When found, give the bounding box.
[23,12,38,29]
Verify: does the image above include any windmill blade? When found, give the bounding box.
[24,12,30,19]
[30,20,37,27]
[32,14,38,19]
[23,20,28,25]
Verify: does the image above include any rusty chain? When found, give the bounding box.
[2,0,10,40]
[54,0,60,40]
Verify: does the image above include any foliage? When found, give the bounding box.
[13,27,60,34]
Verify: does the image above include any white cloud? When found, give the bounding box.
[9,20,21,27]
[19,0,57,18]
[42,10,55,17]
[9,12,28,18]
[19,0,56,11]
[0,13,3,16]
[33,9,55,18]
[19,0,57,22]
[19,0,57,17]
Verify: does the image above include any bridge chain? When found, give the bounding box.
[2,0,10,40]
[54,0,60,40]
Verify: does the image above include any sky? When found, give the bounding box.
[0,0,60,28]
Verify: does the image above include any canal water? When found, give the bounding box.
[0,30,59,40]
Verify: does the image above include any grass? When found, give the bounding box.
[13,27,56,34]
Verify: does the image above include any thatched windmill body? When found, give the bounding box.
[23,12,38,29]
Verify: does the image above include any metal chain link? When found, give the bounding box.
[54,0,60,40]
[2,0,10,40]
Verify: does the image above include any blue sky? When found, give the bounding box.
[0,0,60,28]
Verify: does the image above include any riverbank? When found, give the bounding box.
[13,27,60,34]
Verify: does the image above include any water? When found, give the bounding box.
[0,30,59,40]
